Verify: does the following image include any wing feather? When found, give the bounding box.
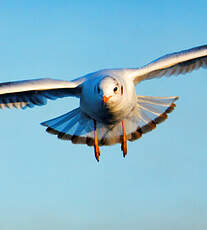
[0,78,81,109]
[132,45,207,84]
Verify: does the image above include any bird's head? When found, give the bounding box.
[96,76,123,106]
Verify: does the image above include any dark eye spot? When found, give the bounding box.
[97,86,100,94]
[121,86,123,95]
[113,87,118,93]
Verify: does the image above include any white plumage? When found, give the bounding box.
[0,45,207,161]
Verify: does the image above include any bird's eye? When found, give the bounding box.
[97,86,100,94]
[113,87,118,93]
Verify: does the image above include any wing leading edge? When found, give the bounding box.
[132,45,207,84]
[0,78,81,109]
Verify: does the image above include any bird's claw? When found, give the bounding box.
[94,145,100,162]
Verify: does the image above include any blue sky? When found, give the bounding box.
[0,1,207,229]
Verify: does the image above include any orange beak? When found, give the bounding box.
[103,95,112,103]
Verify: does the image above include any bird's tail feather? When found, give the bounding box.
[41,108,96,145]
[41,95,178,146]
[125,95,179,142]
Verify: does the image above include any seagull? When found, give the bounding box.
[0,45,207,161]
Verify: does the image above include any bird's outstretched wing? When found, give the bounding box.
[132,45,207,84]
[0,78,81,109]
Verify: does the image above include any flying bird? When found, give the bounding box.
[0,45,207,161]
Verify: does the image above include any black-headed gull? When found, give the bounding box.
[0,45,207,161]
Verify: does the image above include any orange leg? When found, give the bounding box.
[121,120,127,157]
[93,120,100,162]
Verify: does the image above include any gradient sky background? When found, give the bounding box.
[0,1,207,229]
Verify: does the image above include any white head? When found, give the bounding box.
[96,76,123,106]
[80,72,136,123]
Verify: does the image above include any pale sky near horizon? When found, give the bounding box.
[0,1,207,229]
